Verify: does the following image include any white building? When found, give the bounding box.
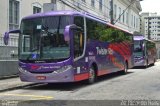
[44,0,142,32]
[140,12,150,35]
[0,0,50,47]
[0,0,142,47]
[112,0,142,32]
[141,12,160,41]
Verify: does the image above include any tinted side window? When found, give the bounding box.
[147,41,155,49]
[125,32,133,43]
[86,18,98,40]
[86,18,106,40]
[74,16,84,30]
[99,26,133,43]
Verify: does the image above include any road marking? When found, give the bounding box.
[0,93,53,100]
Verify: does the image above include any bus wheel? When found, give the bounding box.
[152,58,156,66]
[120,62,128,75]
[87,67,96,84]
[145,60,148,68]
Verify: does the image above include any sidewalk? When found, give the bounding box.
[0,77,36,92]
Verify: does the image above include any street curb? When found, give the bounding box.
[0,83,39,93]
[156,59,160,62]
[0,74,18,80]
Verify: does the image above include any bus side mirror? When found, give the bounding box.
[64,24,82,42]
[4,32,9,45]
[4,29,20,45]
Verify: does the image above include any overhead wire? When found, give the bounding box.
[58,0,111,20]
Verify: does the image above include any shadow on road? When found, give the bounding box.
[96,71,133,83]
[23,71,133,92]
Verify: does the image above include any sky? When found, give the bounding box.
[140,0,160,14]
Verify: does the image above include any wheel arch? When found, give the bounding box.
[89,61,98,75]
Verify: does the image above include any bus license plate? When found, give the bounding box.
[36,76,46,80]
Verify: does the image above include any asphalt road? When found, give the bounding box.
[0,61,160,105]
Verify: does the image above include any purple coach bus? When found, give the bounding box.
[134,36,156,67]
[4,11,134,84]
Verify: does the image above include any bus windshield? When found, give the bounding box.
[134,40,143,52]
[19,16,72,62]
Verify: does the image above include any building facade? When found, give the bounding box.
[0,0,50,59]
[45,0,142,32]
[140,12,160,59]
[0,0,142,46]
[0,0,50,46]
[140,12,150,35]
[112,0,141,32]
[141,12,160,41]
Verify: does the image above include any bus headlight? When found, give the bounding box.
[19,67,27,73]
[53,65,72,74]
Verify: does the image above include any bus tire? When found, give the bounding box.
[145,60,148,68]
[87,66,96,84]
[120,62,128,75]
[152,58,156,66]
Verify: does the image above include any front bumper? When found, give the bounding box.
[134,59,146,67]
[19,68,74,83]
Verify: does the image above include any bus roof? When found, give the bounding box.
[106,23,133,34]
[134,36,155,43]
[22,10,80,19]
[22,10,132,34]
[134,36,145,40]
[22,10,106,22]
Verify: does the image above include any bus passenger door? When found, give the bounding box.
[73,30,84,59]
[72,29,87,75]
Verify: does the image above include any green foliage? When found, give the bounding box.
[146,41,155,49]
[96,26,130,43]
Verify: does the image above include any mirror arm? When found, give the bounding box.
[9,29,20,34]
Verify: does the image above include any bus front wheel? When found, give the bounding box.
[145,60,148,68]
[120,62,128,75]
[152,58,156,66]
[87,67,96,84]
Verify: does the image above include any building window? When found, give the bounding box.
[123,10,125,23]
[126,12,128,24]
[33,6,41,14]
[91,0,95,7]
[114,4,117,19]
[99,0,102,11]
[0,37,3,46]
[118,7,121,22]
[9,0,20,30]
[134,16,136,28]
[136,18,139,28]
[51,0,56,3]
[131,14,133,26]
